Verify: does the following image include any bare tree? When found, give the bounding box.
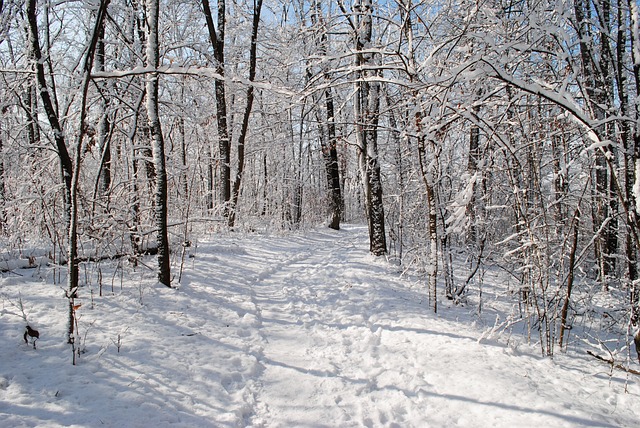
[415,110,439,313]
[228,0,264,228]
[94,20,112,202]
[0,109,5,235]
[26,0,110,352]
[310,1,343,230]
[202,0,231,212]
[342,0,386,255]
[144,0,171,286]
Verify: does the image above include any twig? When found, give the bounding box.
[586,350,640,376]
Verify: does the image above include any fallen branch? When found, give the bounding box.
[586,350,640,376]
[0,248,160,273]
[0,256,49,273]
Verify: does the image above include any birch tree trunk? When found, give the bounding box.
[416,111,439,313]
[145,0,171,286]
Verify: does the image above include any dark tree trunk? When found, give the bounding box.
[387,94,405,261]
[616,1,638,284]
[552,133,568,233]
[466,116,480,244]
[0,0,2,230]
[26,0,73,222]
[262,153,268,216]
[323,87,343,231]
[94,21,113,203]
[27,0,110,350]
[575,0,617,282]
[202,0,230,212]
[627,0,640,325]
[559,211,580,349]
[27,0,74,315]
[228,0,263,228]
[291,104,305,226]
[178,115,188,198]
[24,85,40,152]
[311,1,343,230]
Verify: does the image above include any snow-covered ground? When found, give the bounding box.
[1,225,639,427]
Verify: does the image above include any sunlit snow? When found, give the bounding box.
[1,225,638,427]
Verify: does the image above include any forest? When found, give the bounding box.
[2,0,640,371]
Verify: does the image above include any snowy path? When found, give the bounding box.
[236,226,639,427]
[1,225,639,427]
[246,229,412,426]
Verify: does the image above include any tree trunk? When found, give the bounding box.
[24,85,40,153]
[467,112,480,244]
[323,87,343,231]
[291,106,304,226]
[202,0,230,212]
[627,0,640,325]
[575,0,617,283]
[364,80,386,255]
[228,0,263,228]
[616,0,638,288]
[27,0,110,350]
[551,133,568,234]
[311,1,343,230]
[27,0,74,343]
[416,111,439,313]
[353,0,386,255]
[0,0,3,229]
[128,90,147,256]
[145,0,171,286]
[178,115,189,199]
[0,118,5,234]
[387,94,404,261]
[559,211,580,349]
[95,22,111,197]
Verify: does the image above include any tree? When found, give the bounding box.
[93,19,113,203]
[573,0,618,285]
[344,0,387,255]
[202,0,231,212]
[0,108,5,234]
[310,1,343,230]
[416,110,440,313]
[145,0,171,286]
[228,0,264,228]
[26,0,110,354]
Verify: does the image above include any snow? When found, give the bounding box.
[1,225,639,427]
